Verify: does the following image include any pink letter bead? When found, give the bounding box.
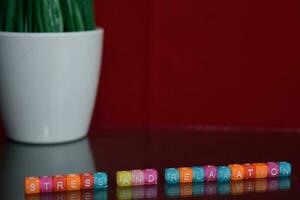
[132,169,145,186]
[39,176,53,193]
[144,169,158,185]
[204,165,217,182]
[267,162,280,178]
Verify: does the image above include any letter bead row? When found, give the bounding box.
[116,169,158,187]
[165,161,291,184]
[25,172,108,194]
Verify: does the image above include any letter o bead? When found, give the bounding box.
[144,169,158,185]
[25,177,40,194]
[80,173,94,190]
[117,171,132,187]
[267,162,279,178]
[165,168,180,184]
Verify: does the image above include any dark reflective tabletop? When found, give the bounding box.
[0,129,299,199]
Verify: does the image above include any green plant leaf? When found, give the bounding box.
[0,0,4,31]
[60,0,75,31]
[4,0,17,31]
[15,0,24,32]
[78,0,95,30]
[73,0,84,31]
[34,0,44,32]
[27,0,33,32]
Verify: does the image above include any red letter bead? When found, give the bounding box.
[244,163,256,179]
[53,175,67,192]
[39,176,53,193]
[267,162,279,178]
[144,169,158,185]
[132,169,145,186]
[25,177,40,194]
[80,173,95,190]
[203,165,217,182]
[67,174,81,191]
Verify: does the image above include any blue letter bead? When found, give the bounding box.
[94,172,108,189]
[165,168,180,184]
[217,166,231,182]
[192,166,205,182]
[278,162,292,177]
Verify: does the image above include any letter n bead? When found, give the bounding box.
[39,176,53,193]
[53,175,67,192]
[217,166,231,182]
[131,169,144,186]
[94,172,108,189]
[279,162,292,177]
[144,169,158,185]
[165,168,180,184]
[267,162,279,178]
[80,173,94,189]
[228,164,244,181]
[117,171,132,187]
[179,167,193,183]
[25,177,40,194]
[67,174,81,191]
[203,165,217,182]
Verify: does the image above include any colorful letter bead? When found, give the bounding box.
[25,177,40,194]
[192,166,205,182]
[80,173,94,190]
[144,169,158,185]
[253,163,268,179]
[279,162,292,177]
[39,176,53,193]
[228,164,244,181]
[244,163,256,179]
[165,168,180,184]
[217,166,231,182]
[267,162,279,178]
[203,165,217,182]
[67,174,81,191]
[179,167,193,183]
[131,169,144,186]
[53,175,67,192]
[94,172,108,189]
[117,171,132,187]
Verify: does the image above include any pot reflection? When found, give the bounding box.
[0,138,96,199]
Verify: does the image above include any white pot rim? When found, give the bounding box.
[0,27,103,37]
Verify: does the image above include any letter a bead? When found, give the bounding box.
[228,164,244,181]
[203,165,217,182]
[94,172,108,189]
[253,163,268,179]
[165,168,180,184]
[144,169,158,185]
[53,175,67,192]
[39,176,53,193]
[192,166,205,182]
[217,166,231,182]
[131,170,145,186]
[279,162,292,177]
[25,177,40,194]
[67,174,81,191]
[117,171,132,187]
[80,173,94,189]
[267,162,279,178]
[178,167,193,183]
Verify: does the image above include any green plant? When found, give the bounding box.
[0,0,96,32]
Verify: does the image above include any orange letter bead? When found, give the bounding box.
[67,174,81,191]
[228,164,245,181]
[25,177,40,194]
[178,167,193,183]
[244,163,256,179]
[253,163,268,179]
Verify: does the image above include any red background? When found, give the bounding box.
[2,0,300,135]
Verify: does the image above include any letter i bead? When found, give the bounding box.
[66,174,81,191]
[39,176,53,193]
[253,163,268,179]
[203,165,217,182]
[165,168,180,184]
[94,172,108,189]
[144,169,158,185]
[132,169,145,186]
[53,175,67,192]
[117,171,132,187]
[80,173,94,189]
[279,162,292,177]
[25,177,40,194]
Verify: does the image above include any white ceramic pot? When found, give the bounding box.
[0,29,103,144]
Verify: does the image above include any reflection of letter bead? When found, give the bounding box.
[165,168,180,184]
[39,176,53,193]
[179,167,193,183]
[267,162,279,178]
[228,164,244,181]
[203,165,217,182]
[53,175,67,192]
[66,174,81,191]
[80,173,94,190]
[192,166,205,183]
[217,166,231,182]
[94,172,108,189]
[117,171,132,187]
[253,163,268,179]
[144,169,158,185]
[279,162,292,177]
[25,177,40,194]
[244,164,256,179]
[131,170,144,186]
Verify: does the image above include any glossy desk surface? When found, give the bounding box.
[0,129,299,199]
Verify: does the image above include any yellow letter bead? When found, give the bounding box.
[228,164,245,181]
[117,171,132,187]
[253,163,268,179]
